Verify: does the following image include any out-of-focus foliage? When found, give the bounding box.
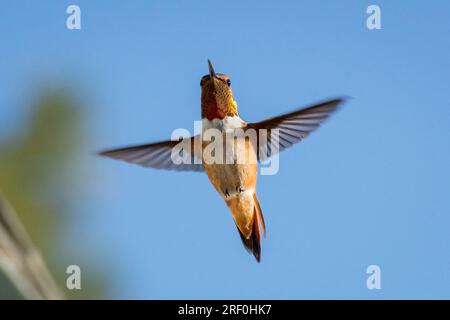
[0,89,106,299]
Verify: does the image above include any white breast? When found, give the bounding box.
[202,116,245,132]
[201,115,250,166]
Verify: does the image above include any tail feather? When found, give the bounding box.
[236,194,265,262]
[253,193,265,238]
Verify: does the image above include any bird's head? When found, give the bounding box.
[200,60,238,120]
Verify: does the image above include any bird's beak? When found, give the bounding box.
[208,59,216,79]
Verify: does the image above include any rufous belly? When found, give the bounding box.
[202,135,258,237]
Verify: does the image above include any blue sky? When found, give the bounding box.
[1,0,450,298]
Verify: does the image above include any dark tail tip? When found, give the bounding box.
[236,219,261,263]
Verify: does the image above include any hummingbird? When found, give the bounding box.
[99,60,344,262]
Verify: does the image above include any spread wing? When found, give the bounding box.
[98,135,204,172]
[247,98,345,161]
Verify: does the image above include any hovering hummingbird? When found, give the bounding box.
[99,60,344,262]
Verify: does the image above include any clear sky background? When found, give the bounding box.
[1,1,450,299]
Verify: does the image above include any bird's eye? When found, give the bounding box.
[226,79,231,86]
[200,80,203,86]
